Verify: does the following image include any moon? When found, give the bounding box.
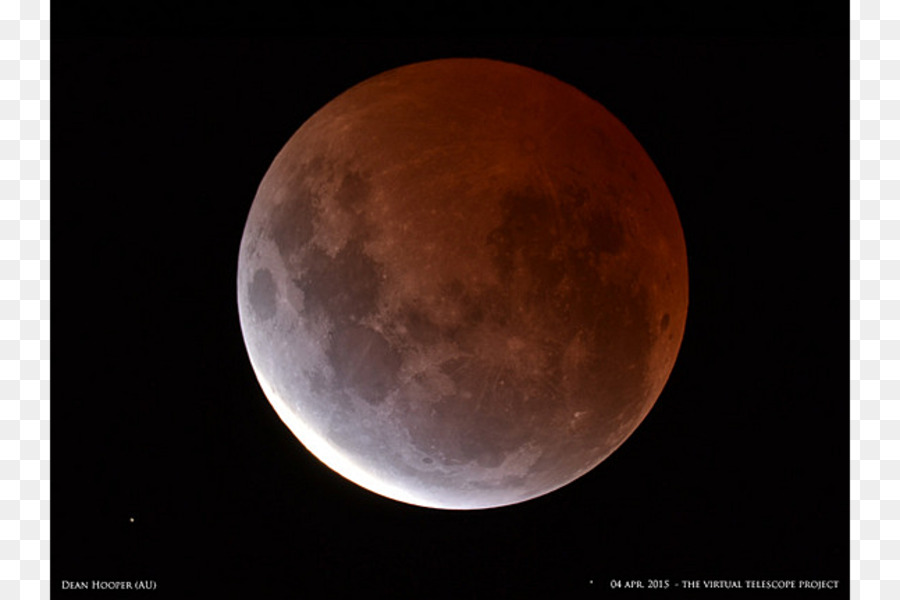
[237,58,688,510]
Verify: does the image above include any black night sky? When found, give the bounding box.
[51,6,846,598]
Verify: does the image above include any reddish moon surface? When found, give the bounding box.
[237,58,688,509]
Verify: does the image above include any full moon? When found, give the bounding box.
[237,58,688,509]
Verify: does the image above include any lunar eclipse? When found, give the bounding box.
[54,21,847,597]
[237,58,688,509]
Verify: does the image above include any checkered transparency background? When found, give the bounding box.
[853,1,900,599]
[0,2,877,600]
[1,0,48,598]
